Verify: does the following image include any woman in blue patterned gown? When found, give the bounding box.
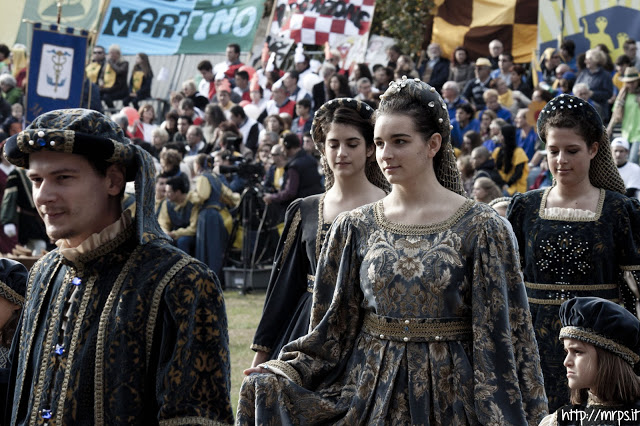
[238,78,547,425]
[250,98,389,367]
[507,93,640,412]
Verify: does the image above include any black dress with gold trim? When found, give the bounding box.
[251,194,331,359]
[238,200,547,425]
[507,188,640,413]
[6,222,234,425]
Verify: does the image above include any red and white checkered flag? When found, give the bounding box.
[270,0,375,45]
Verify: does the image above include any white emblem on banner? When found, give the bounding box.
[36,44,74,100]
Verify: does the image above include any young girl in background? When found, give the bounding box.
[540,297,640,425]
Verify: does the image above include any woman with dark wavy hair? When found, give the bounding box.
[249,98,388,368]
[328,74,352,99]
[449,46,474,91]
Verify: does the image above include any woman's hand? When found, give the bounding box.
[243,366,271,376]
[251,350,270,368]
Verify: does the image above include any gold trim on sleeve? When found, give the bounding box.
[263,359,302,386]
[279,209,301,270]
[145,257,194,366]
[315,193,327,261]
[621,265,640,271]
[250,344,271,353]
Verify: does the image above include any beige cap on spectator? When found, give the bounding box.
[475,58,492,67]
[621,66,640,83]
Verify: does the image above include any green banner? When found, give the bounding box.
[16,0,102,45]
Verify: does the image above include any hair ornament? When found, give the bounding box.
[537,93,626,194]
[377,78,464,195]
[310,97,390,194]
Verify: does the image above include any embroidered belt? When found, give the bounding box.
[203,204,222,210]
[525,282,619,305]
[306,274,314,293]
[362,312,472,343]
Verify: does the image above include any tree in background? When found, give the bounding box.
[371,0,436,56]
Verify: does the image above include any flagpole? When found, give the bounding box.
[56,1,62,25]
[265,0,279,44]
[89,0,112,61]
[85,0,112,111]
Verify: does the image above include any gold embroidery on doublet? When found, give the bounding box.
[94,247,143,426]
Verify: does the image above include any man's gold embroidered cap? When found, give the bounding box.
[4,108,138,181]
[4,108,165,244]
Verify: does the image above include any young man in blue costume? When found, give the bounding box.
[2,108,233,425]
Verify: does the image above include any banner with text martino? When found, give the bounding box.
[270,0,376,46]
[26,25,88,122]
[98,0,264,55]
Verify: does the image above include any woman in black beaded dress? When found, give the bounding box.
[507,93,640,412]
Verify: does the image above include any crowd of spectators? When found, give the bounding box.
[2,34,640,273]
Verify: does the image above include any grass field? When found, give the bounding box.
[224,289,267,414]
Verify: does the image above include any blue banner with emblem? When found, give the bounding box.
[26,24,89,122]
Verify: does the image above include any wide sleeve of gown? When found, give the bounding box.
[268,209,364,389]
[506,191,532,269]
[237,211,365,423]
[470,207,548,425]
[251,198,306,354]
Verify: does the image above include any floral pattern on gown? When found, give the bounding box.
[507,188,640,413]
[238,200,548,425]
